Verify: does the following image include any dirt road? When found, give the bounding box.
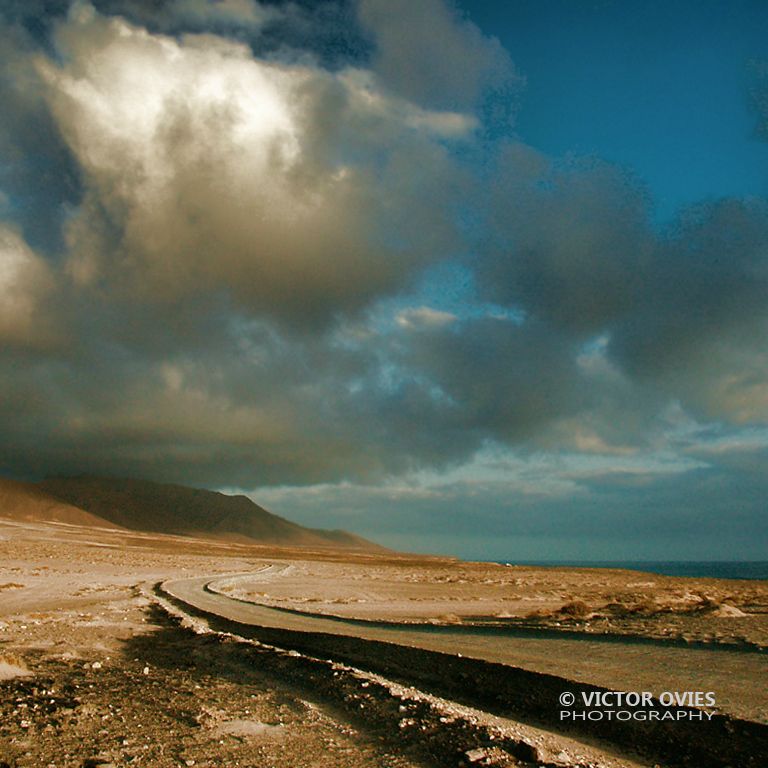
[161,572,768,767]
[163,572,768,723]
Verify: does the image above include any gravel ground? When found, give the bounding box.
[2,518,765,767]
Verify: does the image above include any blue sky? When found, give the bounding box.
[1,0,767,560]
[465,0,768,219]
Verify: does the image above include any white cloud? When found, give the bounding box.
[0,225,56,347]
[395,305,457,330]
[38,6,468,326]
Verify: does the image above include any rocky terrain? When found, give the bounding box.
[1,496,766,766]
[211,558,768,651]
[0,519,652,768]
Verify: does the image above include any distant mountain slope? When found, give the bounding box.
[0,478,120,529]
[38,476,380,550]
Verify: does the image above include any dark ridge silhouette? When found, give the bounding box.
[0,475,381,551]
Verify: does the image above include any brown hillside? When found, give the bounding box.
[39,476,382,551]
[0,478,120,529]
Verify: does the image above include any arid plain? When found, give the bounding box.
[2,506,767,767]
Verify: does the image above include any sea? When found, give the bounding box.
[497,561,768,580]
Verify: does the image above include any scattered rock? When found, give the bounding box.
[81,757,115,767]
[213,719,284,739]
[558,600,590,618]
[0,654,31,680]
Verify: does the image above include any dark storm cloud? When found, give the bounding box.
[0,0,767,498]
[254,447,768,559]
[92,0,271,34]
[480,145,653,335]
[610,198,768,423]
[479,143,768,433]
[394,316,586,440]
[357,0,520,113]
[0,1,71,41]
[0,314,479,486]
[92,0,370,68]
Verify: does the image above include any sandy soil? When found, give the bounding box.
[1,517,766,766]
[0,519,655,768]
[0,521,424,767]
[211,558,768,650]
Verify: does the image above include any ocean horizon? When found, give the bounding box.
[494,560,768,580]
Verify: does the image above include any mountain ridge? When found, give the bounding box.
[1,475,381,551]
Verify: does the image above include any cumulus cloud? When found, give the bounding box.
[481,145,653,335]
[0,0,767,555]
[609,198,768,425]
[0,225,59,348]
[38,5,467,327]
[478,144,768,431]
[358,0,519,113]
[0,1,484,488]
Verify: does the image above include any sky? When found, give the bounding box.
[1,0,767,561]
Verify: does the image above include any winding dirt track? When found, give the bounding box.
[161,573,768,767]
[163,572,767,724]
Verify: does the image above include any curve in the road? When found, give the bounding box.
[160,573,768,768]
